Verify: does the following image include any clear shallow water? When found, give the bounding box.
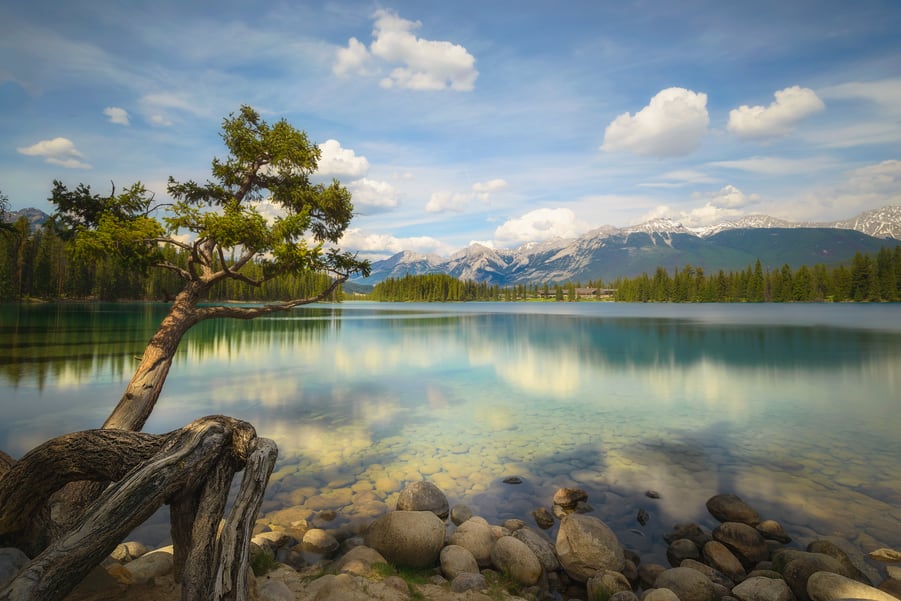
[1,301,899,564]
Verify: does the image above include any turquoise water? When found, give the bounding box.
[1,301,899,564]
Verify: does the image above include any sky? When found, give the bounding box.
[2,1,900,260]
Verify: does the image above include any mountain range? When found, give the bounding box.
[356,205,901,286]
[7,205,901,287]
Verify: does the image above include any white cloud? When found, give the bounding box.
[426,178,508,213]
[103,106,130,126]
[709,155,839,175]
[493,207,587,246]
[818,78,901,115]
[843,160,901,197]
[334,10,478,92]
[317,139,370,178]
[348,178,398,213]
[727,86,825,139]
[17,137,91,169]
[333,37,373,76]
[140,92,207,127]
[601,87,709,157]
[680,185,759,227]
[340,227,451,257]
[639,169,718,188]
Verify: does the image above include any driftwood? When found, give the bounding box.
[0,415,277,601]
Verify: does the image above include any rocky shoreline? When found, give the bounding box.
[3,482,900,601]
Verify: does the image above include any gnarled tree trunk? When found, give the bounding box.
[0,416,277,601]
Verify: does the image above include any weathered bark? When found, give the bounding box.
[0,415,274,601]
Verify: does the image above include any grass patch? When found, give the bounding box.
[250,550,279,576]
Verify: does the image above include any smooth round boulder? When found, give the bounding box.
[449,516,495,567]
[365,510,446,568]
[782,555,848,601]
[756,519,791,544]
[667,538,700,566]
[121,546,174,584]
[302,529,339,555]
[703,539,746,581]
[706,494,762,526]
[450,504,473,526]
[731,575,793,601]
[587,569,632,598]
[806,571,900,601]
[654,567,716,601]
[555,513,625,582]
[713,522,769,568]
[490,536,542,586]
[333,545,387,576]
[395,481,449,520]
[512,526,561,572]
[439,545,479,580]
[642,589,681,601]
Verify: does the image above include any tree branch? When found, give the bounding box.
[196,273,348,321]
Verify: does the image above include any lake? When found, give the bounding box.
[1,301,899,565]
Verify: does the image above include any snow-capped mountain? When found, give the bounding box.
[359,205,901,285]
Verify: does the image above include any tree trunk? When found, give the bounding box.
[0,416,276,601]
[103,285,204,432]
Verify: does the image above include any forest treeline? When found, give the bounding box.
[0,218,341,302]
[2,212,900,303]
[370,248,901,303]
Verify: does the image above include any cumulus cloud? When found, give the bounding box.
[17,137,91,169]
[340,227,451,257]
[317,139,370,178]
[728,86,825,139]
[426,178,508,213]
[332,37,373,76]
[333,10,478,92]
[103,106,130,125]
[493,208,587,246]
[601,87,709,157]
[674,185,759,227]
[348,178,399,213]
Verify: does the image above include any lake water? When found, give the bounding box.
[1,301,899,565]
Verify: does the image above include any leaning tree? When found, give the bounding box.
[0,106,370,600]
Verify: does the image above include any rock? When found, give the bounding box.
[869,548,901,562]
[450,504,473,525]
[332,545,387,576]
[121,545,174,583]
[646,490,662,499]
[451,572,487,592]
[0,547,29,588]
[587,569,632,597]
[731,576,794,601]
[667,538,701,566]
[449,516,495,567]
[713,522,769,568]
[706,494,762,526]
[756,520,791,544]
[703,540,747,581]
[302,529,339,555]
[808,538,877,585]
[610,591,640,601]
[395,481,449,520]
[258,578,295,601]
[512,526,561,572]
[502,476,523,484]
[253,530,294,552]
[681,558,735,588]
[638,563,668,589]
[807,570,901,601]
[110,540,151,562]
[365,510,446,568]
[532,507,555,529]
[642,589,681,601]
[781,554,848,601]
[304,573,371,601]
[637,508,650,526]
[880,577,901,597]
[553,487,588,509]
[439,544,479,580]
[490,536,542,586]
[665,522,711,547]
[555,513,625,582]
[654,567,717,601]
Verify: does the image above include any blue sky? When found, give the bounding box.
[2,1,899,259]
